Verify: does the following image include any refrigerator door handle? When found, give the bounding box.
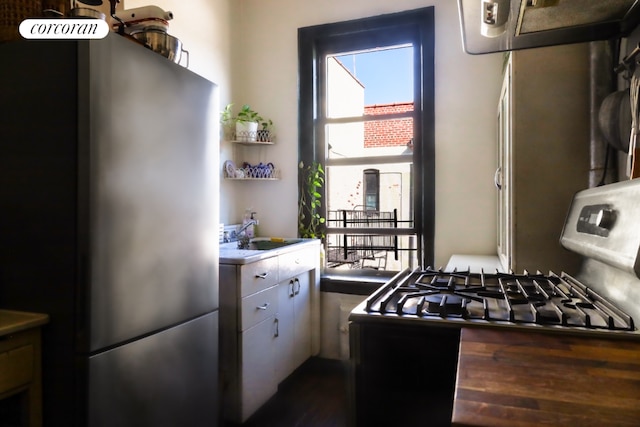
[494,167,502,190]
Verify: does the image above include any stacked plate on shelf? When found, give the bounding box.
[223,160,277,179]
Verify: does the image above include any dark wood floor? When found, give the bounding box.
[224,357,350,427]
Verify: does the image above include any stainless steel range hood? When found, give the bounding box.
[458,0,640,54]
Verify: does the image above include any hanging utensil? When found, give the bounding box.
[599,89,631,152]
[629,73,640,179]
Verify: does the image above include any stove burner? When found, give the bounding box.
[424,294,468,316]
[363,268,635,331]
[561,298,595,310]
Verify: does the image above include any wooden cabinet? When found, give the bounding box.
[220,242,320,423]
[0,310,48,427]
[497,44,590,274]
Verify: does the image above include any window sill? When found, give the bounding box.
[320,269,395,295]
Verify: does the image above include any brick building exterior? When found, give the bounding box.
[364,102,413,148]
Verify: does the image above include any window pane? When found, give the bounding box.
[326,119,414,160]
[326,164,413,228]
[328,46,413,118]
[326,233,418,271]
[324,45,417,272]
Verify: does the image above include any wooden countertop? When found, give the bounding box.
[452,328,640,427]
[0,309,49,337]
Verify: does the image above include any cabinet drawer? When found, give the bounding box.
[239,317,278,422]
[240,285,278,331]
[0,343,33,394]
[239,257,279,297]
[279,246,318,280]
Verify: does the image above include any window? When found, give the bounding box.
[363,169,379,211]
[298,8,435,272]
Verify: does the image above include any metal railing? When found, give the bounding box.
[326,207,398,270]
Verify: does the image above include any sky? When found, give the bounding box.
[335,47,413,105]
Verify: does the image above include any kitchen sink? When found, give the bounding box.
[248,239,301,250]
[219,238,317,265]
[219,238,304,253]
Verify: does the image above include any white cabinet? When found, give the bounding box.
[291,274,311,371]
[275,273,312,383]
[240,315,279,420]
[220,258,279,423]
[220,242,320,423]
[497,44,590,274]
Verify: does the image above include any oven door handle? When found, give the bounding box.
[494,167,502,190]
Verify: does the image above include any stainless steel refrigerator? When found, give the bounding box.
[0,33,219,426]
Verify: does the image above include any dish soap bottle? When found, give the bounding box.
[251,211,258,238]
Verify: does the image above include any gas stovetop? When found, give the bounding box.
[352,267,637,336]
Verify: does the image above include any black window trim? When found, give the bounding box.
[298,7,435,269]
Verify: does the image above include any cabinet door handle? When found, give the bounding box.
[294,278,300,295]
[255,272,269,279]
[494,167,502,191]
[274,318,279,337]
[288,279,295,297]
[256,303,270,310]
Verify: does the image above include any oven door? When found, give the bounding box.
[349,321,460,426]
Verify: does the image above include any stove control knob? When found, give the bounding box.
[596,208,615,230]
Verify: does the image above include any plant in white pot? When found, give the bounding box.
[222,104,259,142]
[221,104,273,143]
[256,118,274,142]
[235,104,261,142]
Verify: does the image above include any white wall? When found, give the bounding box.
[319,293,366,360]
[113,0,502,360]
[227,0,503,267]
[123,0,234,223]
[123,0,232,91]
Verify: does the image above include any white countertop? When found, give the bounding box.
[445,254,505,273]
[219,238,320,265]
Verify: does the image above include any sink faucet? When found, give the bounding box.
[237,220,258,249]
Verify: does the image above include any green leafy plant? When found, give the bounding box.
[236,104,261,123]
[222,104,274,141]
[298,161,326,239]
[256,118,274,142]
[259,118,273,131]
[220,103,266,125]
[220,103,234,126]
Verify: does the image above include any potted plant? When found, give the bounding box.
[221,104,262,142]
[256,118,274,142]
[298,161,326,239]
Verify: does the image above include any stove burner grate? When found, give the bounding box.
[364,267,635,331]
